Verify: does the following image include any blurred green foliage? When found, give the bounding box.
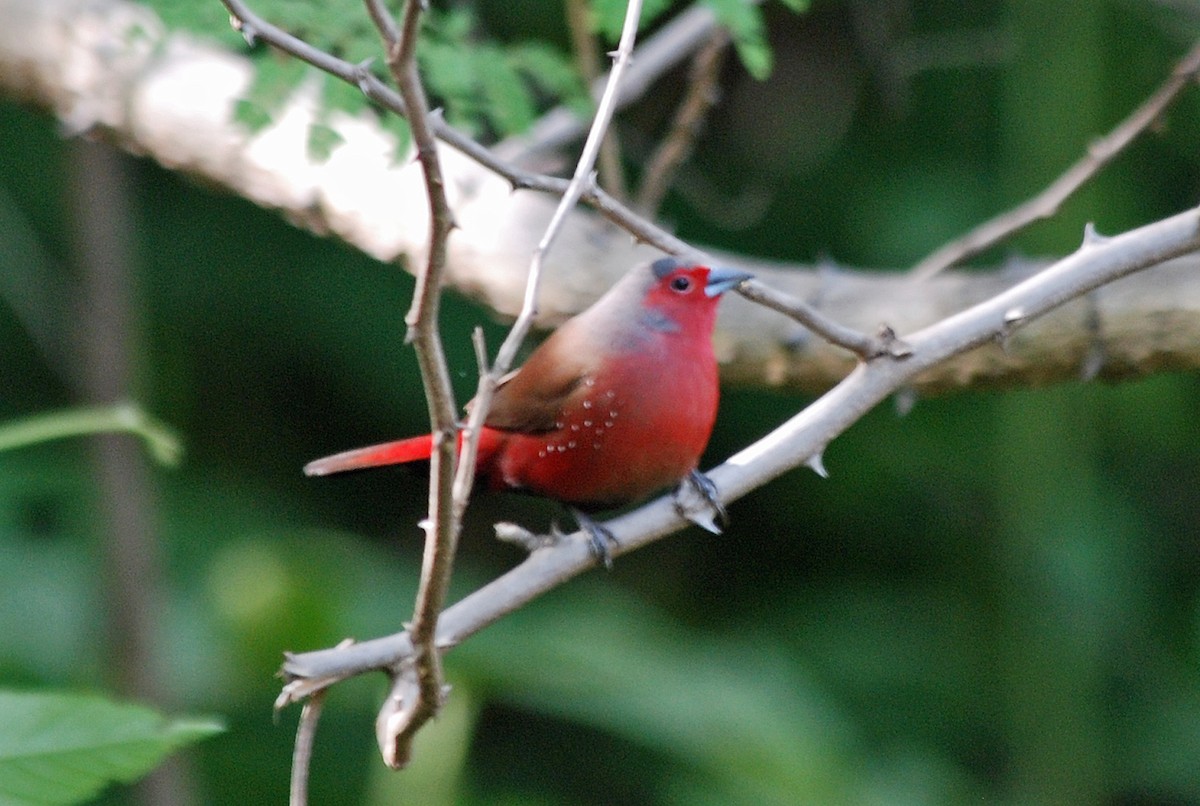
[0,691,222,805]
[3,0,1200,804]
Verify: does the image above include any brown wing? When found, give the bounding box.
[479,324,598,434]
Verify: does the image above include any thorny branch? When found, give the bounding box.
[736,278,911,361]
[909,37,1200,279]
[280,205,1200,687]
[360,0,459,771]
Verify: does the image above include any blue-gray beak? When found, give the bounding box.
[704,266,754,297]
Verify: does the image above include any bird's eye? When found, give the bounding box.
[669,275,692,293]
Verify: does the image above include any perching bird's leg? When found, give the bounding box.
[674,469,728,534]
[569,508,617,571]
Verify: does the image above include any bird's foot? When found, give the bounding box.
[674,469,728,534]
[568,508,617,571]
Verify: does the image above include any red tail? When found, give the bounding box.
[304,435,434,476]
[304,429,505,478]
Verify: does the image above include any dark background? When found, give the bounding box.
[3,0,1200,803]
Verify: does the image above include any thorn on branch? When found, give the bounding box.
[229,15,258,46]
[1082,221,1111,247]
[875,324,913,358]
[805,451,829,479]
[1003,306,1027,327]
[276,638,358,709]
[354,59,377,94]
[673,469,728,534]
[494,521,555,552]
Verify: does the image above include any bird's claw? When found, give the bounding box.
[674,469,728,534]
[569,508,617,570]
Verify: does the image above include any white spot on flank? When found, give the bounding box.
[582,400,593,409]
[567,441,577,449]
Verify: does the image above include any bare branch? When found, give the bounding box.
[910,38,1200,279]
[288,690,325,806]
[360,0,460,768]
[635,29,729,217]
[735,278,909,360]
[564,0,627,199]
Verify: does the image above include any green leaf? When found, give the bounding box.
[705,0,773,79]
[589,0,675,41]
[509,42,589,108]
[776,0,811,12]
[233,55,308,136]
[0,691,223,805]
[479,55,538,135]
[0,403,183,467]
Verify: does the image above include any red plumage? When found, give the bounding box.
[305,258,750,510]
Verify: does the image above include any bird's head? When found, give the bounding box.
[640,257,752,325]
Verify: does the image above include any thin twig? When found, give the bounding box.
[635,29,729,217]
[364,0,460,768]
[289,690,325,806]
[564,0,627,199]
[910,38,1200,280]
[736,279,909,360]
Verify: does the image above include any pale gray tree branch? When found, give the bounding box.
[5,0,1200,397]
[358,0,459,771]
